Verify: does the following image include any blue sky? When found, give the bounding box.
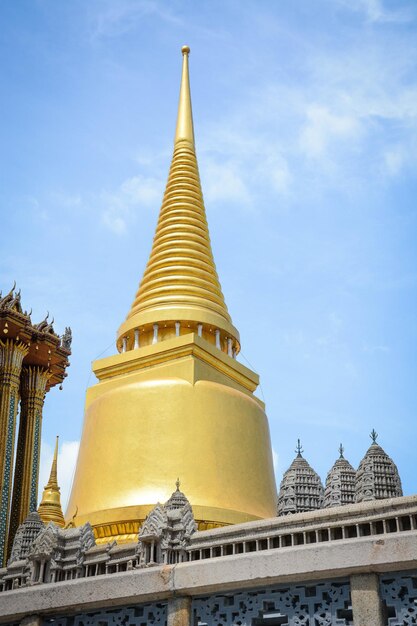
[1,0,416,509]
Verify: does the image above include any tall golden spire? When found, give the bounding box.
[66,46,277,542]
[118,45,240,355]
[38,436,65,528]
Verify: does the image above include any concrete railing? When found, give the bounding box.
[187,495,417,561]
[1,496,416,589]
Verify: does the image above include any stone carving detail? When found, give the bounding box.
[34,313,57,336]
[48,603,167,626]
[29,522,60,559]
[380,572,417,625]
[61,327,72,351]
[137,480,196,566]
[27,522,95,584]
[0,520,96,589]
[0,284,24,314]
[278,440,324,516]
[194,581,353,626]
[80,522,96,550]
[355,431,402,503]
[8,511,45,564]
[324,445,356,508]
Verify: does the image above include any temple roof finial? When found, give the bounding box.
[295,439,304,458]
[176,477,180,491]
[370,429,378,444]
[339,443,344,459]
[37,436,65,528]
[175,45,194,148]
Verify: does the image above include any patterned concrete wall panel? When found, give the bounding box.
[193,580,353,626]
[380,571,417,625]
[42,604,167,626]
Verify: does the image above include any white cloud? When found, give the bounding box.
[264,154,292,194]
[363,344,390,354]
[196,20,417,200]
[38,439,80,514]
[120,175,163,205]
[103,212,127,234]
[337,0,414,23]
[50,192,82,208]
[272,448,279,475]
[299,105,361,159]
[101,174,163,234]
[91,0,182,40]
[383,146,407,176]
[201,158,251,205]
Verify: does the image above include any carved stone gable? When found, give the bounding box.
[29,523,60,559]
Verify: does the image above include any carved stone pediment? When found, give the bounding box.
[139,504,167,540]
[79,522,96,552]
[29,523,60,559]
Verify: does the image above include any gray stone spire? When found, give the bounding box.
[8,511,45,564]
[323,444,356,508]
[355,431,403,503]
[277,441,324,516]
[137,481,196,566]
[164,478,189,511]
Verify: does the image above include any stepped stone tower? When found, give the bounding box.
[277,440,324,515]
[66,47,277,542]
[8,511,44,565]
[355,430,403,502]
[323,444,356,508]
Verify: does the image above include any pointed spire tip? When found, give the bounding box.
[295,438,304,457]
[174,43,195,147]
[370,429,378,444]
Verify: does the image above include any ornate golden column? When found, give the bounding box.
[8,365,50,556]
[0,339,29,565]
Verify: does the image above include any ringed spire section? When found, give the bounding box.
[117,46,240,357]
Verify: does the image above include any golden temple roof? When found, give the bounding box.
[118,46,239,351]
[38,436,65,528]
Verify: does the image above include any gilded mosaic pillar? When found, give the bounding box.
[8,365,50,557]
[0,339,28,565]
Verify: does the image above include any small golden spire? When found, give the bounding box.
[38,436,65,528]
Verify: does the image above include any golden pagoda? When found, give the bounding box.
[66,46,277,543]
[38,436,65,527]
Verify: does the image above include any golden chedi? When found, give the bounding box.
[38,436,65,528]
[66,46,277,543]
